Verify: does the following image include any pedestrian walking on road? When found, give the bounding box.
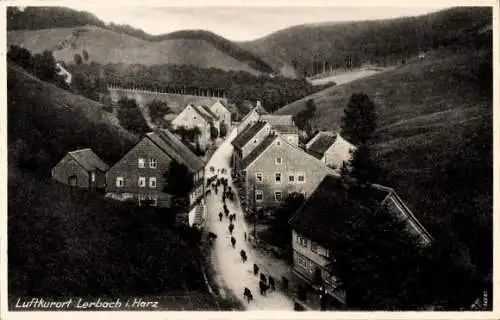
[232,213,236,221]
[230,236,236,248]
[260,273,267,284]
[229,214,234,223]
[228,223,234,235]
[268,276,275,291]
[244,232,247,241]
[253,263,259,276]
[219,212,223,221]
[243,287,253,303]
[259,280,269,296]
[240,249,247,262]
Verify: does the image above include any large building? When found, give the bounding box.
[234,132,336,213]
[51,148,108,190]
[105,130,206,226]
[288,175,433,306]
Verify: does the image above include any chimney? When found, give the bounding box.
[256,101,262,109]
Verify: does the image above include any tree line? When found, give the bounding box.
[104,63,331,113]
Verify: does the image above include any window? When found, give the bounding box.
[288,174,295,183]
[297,235,308,247]
[138,158,145,168]
[116,177,124,187]
[138,177,146,188]
[297,254,308,269]
[298,173,305,183]
[149,159,157,169]
[255,172,263,183]
[255,190,263,202]
[275,157,283,165]
[149,177,157,188]
[311,242,318,253]
[253,139,258,144]
[275,191,282,201]
[275,173,282,183]
[91,172,95,182]
[277,140,281,146]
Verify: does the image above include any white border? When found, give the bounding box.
[1,1,498,320]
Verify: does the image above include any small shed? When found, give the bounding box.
[51,148,109,190]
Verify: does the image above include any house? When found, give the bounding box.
[231,121,273,174]
[171,104,220,151]
[305,132,356,170]
[105,130,206,227]
[52,148,108,190]
[260,114,299,146]
[236,133,337,213]
[208,100,232,134]
[236,101,267,134]
[55,62,72,84]
[288,175,433,306]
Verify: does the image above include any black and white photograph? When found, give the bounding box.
[4,2,496,316]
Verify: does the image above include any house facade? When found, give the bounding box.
[231,121,273,174]
[241,134,336,212]
[171,104,219,150]
[209,100,232,134]
[305,132,356,170]
[288,175,433,306]
[105,130,205,226]
[52,148,108,190]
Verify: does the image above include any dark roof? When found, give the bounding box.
[308,134,337,156]
[289,175,433,246]
[189,105,214,123]
[241,134,278,169]
[289,175,388,244]
[261,115,294,126]
[200,105,219,120]
[68,148,109,172]
[147,130,204,172]
[232,121,268,149]
[272,124,299,134]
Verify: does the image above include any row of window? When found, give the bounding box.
[296,235,331,258]
[255,172,306,184]
[138,158,158,169]
[254,190,306,202]
[116,177,157,188]
[296,252,315,273]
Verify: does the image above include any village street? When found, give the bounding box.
[204,128,296,310]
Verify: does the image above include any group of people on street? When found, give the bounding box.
[209,167,287,306]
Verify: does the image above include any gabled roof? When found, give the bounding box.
[307,134,338,159]
[68,148,109,172]
[191,105,216,123]
[241,134,279,169]
[199,105,219,120]
[260,115,294,126]
[146,130,204,172]
[241,133,339,173]
[289,175,433,246]
[209,100,230,113]
[232,121,269,149]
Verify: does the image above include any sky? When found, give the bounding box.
[67,5,448,41]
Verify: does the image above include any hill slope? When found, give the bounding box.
[275,46,492,248]
[7,60,138,173]
[7,25,268,75]
[240,7,492,77]
[7,62,227,308]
